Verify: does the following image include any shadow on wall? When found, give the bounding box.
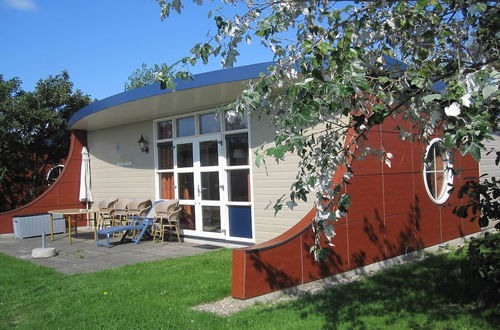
[259,207,425,275]
[232,116,480,300]
[252,188,480,295]
[249,252,299,291]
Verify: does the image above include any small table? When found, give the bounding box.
[48,209,94,244]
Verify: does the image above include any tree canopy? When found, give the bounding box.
[0,72,92,212]
[155,0,499,258]
[124,63,170,90]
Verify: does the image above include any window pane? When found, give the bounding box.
[224,110,247,131]
[177,143,193,168]
[200,113,220,134]
[228,169,250,202]
[201,172,220,201]
[200,141,218,166]
[435,172,445,198]
[229,206,252,238]
[178,173,194,200]
[226,133,248,166]
[158,120,172,139]
[180,205,196,230]
[177,116,195,137]
[434,144,445,171]
[157,142,173,169]
[159,173,174,199]
[425,145,436,171]
[202,206,221,233]
[423,139,453,204]
[426,172,436,198]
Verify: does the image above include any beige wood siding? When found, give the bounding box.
[250,116,313,243]
[87,120,156,203]
[480,132,500,179]
[480,132,499,230]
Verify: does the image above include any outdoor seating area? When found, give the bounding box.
[0,227,221,275]
[95,199,182,248]
[151,199,182,244]
[95,198,152,230]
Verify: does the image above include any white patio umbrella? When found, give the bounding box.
[79,147,93,209]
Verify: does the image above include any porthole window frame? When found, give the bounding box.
[422,138,454,204]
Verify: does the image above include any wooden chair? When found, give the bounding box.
[96,198,117,230]
[111,199,129,227]
[126,199,152,238]
[126,199,152,221]
[152,200,182,244]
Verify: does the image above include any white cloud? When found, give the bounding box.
[3,0,37,11]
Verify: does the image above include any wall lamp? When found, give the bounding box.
[137,134,149,153]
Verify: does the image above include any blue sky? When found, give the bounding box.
[0,0,273,100]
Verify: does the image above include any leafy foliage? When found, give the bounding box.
[454,172,500,229]
[124,63,170,90]
[155,0,499,257]
[0,72,92,212]
[458,232,500,308]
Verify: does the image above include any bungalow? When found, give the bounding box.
[68,62,314,246]
[1,62,490,299]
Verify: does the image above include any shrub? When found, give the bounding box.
[461,232,500,308]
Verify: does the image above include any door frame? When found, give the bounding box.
[153,110,255,243]
[174,134,227,239]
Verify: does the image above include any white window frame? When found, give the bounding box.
[153,109,255,243]
[423,138,454,204]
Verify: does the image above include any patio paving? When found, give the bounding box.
[0,228,223,275]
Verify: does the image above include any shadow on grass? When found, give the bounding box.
[267,254,499,328]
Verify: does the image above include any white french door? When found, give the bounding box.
[155,111,254,242]
[174,135,227,239]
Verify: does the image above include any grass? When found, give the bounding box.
[0,247,498,329]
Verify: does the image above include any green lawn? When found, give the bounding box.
[0,247,498,329]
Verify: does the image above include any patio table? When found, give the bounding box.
[48,209,95,244]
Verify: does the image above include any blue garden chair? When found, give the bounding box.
[96,200,163,248]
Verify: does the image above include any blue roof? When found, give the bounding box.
[69,62,274,128]
[69,58,445,129]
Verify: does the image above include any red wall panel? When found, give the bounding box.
[347,174,384,222]
[302,223,349,282]
[232,117,481,300]
[348,218,386,267]
[384,214,420,258]
[0,130,87,234]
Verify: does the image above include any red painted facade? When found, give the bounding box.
[0,130,87,234]
[232,118,480,299]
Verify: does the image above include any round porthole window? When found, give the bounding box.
[423,138,454,204]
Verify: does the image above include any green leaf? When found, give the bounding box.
[464,142,482,161]
[254,153,265,167]
[423,93,442,103]
[468,3,487,14]
[266,145,290,160]
[338,193,351,211]
[482,84,498,99]
[314,247,331,261]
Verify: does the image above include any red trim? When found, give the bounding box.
[0,130,87,233]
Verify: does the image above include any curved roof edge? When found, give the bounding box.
[69,62,274,129]
[69,57,444,129]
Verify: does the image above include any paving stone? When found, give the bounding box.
[0,228,222,274]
